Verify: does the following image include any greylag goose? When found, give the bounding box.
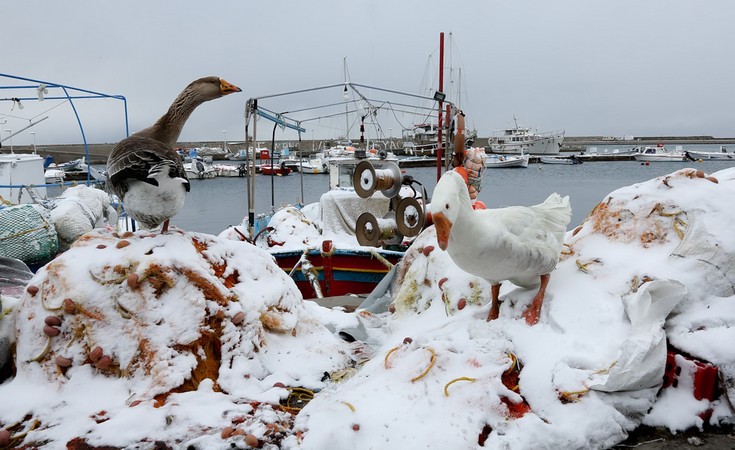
[429,169,571,325]
[106,77,241,231]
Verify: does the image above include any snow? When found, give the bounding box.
[1,167,735,449]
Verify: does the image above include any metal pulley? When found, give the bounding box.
[355,211,401,247]
[353,160,402,199]
[395,197,425,237]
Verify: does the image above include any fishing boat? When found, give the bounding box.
[298,153,329,174]
[44,156,83,172]
[577,146,637,161]
[235,57,454,301]
[281,151,328,174]
[256,149,292,176]
[685,146,735,161]
[485,151,530,168]
[212,163,247,177]
[257,158,425,301]
[0,153,48,202]
[401,124,440,156]
[259,164,292,176]
[632,145,686,162]
[488,117,564,155]
[44,168,65,184]
[183,156,217,179]
[539,155,583,165]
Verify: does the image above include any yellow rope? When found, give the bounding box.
[7,418,41,448]
[341,401,356,412]
[558,388,590,403]
[38,281,62,312]
[0,194,13,206]
[443,377,476,397]
[506,352,519,372]
[411,347,436,383]
[28,336,52,362]
[369,248,395,269]
[280,387,315,414]
[384,345,401,369]
[673,217,687,240]
[0,225,50,242]
[575,258,601,274]
[385,344,437,382]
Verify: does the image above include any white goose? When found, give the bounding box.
[106,76,241,231]
[429,170,571,325]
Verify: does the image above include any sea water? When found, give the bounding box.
[174,159,735,235]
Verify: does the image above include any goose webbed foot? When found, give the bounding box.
[486,283,501,321]
[521,273,550,326]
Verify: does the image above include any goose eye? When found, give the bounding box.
[445,203,449,210]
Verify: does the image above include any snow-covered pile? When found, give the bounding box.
[51,184,117,251]
[2,167,735,449]
[2,230,352,448]
[291,167,735,449]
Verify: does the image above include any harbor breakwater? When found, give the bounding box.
[4,136,735,164]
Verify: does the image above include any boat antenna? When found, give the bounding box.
[343,57,350,141]
[297,122,304,206]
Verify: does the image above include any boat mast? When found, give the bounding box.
[343,57,350,142]
[436,31,444,181]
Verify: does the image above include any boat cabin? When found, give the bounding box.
[0,153,47,203]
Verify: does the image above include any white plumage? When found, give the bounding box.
[429,169,571,324]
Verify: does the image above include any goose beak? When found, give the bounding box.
[432,211,452,251]
[220,79,242,95]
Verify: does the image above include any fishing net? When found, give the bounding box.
[0,204,58,266]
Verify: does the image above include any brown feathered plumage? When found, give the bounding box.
[106,77,241,231]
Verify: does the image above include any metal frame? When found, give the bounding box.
[243,81,455,234]
[0,73,129,185]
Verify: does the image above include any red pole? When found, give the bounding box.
[436,32,444,182]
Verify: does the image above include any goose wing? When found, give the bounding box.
[106,135,189,199]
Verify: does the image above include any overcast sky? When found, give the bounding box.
[2,0,734,148]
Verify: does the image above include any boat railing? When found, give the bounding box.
[489,128,565,140]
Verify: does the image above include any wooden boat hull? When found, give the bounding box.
[271,242,402,300]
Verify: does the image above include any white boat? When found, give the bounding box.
[45,156,84,172]
[539,155,583,165]
[684,146,735,161]
[401,124,439,156]
[322,142,398,166]
[632,145,686,162]
[578,146,638,161]
[1,153,48,203]
[225,148,249,161]
[191,146,226,158]
[488,119,564,155]
[299,153,329,174]
[212,163,247,177]
[485,152,529,168]
[225,147,253,161]
[281,154,329,174]
[184,156,217,179]
[44,168,66,184]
